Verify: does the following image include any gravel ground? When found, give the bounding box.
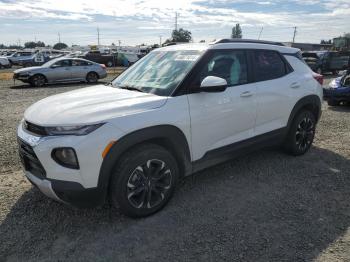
[0,76,349,261]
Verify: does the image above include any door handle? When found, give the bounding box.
[290,82,300,89]
[240,91,253,97]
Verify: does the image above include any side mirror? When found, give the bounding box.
[200,76,227,92]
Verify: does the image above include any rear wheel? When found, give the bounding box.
[30,74,46,87]
[284,110,316,156]
[110,144,179,218]
[86,72,98,83]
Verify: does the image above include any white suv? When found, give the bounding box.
[17,39,323,217]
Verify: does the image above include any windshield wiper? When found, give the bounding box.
[118,85,144,92]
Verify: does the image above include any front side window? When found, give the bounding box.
[253,50,287,82]
[53,60,72,67]
[193,50,248,87]
[72,60,89,66]
[112,50,204,96]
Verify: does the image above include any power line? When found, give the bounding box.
[258,26,263,40]
[292,26,297,43]
[97,27,100,46]
[175,12,179,31]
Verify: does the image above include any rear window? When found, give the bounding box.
[253,50,289,82]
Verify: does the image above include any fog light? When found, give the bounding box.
[52,148,79,169]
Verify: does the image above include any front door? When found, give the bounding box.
[187,49,257,161]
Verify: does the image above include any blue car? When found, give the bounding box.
[323,70,350,106]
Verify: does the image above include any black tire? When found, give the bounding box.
[284,110,316,156]
[110,143,179,218]
[86,72,98,83]
[106,61,113,67]
[327,100,339,106]
[29,74,46,87]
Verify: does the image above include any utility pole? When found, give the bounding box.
[292,26,297,43]
[159,35,162,46]
[175,12,179,31]
[258,26,263,40]
[58,32,61,43]
[97,27,100,46]
[118,40,121,47]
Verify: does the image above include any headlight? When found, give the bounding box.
[45,123,104,136]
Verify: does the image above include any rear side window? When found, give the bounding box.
[253,50,288,82]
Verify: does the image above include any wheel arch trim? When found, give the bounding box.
[97,124,192,200]
[287,95,321,131]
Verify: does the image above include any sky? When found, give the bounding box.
[0,0,349,47]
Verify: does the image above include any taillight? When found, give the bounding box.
[100,64,106,69]
[313,73,323,85]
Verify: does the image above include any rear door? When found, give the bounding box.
[71,59,90,80]
[251,49,296,135]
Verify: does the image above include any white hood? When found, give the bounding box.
[24,85,167,126]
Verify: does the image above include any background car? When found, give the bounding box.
[13,57,107,87]
[0,56,11,68]
[79,50,117,67]
[323,69,350,106]
[7,50,36,66]
[303,51,350,75]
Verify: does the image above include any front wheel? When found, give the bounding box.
[30,74,46,87]
[284,110,316,156]
[110,144,179,218]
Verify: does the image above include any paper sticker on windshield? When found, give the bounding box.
[174,55,199,61]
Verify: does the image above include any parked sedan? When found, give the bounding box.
[13,58,107,87]
[323,70,350,106]
[0,56,11,68]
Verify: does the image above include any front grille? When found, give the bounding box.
[18,137,46,179]
[24,121,47,136]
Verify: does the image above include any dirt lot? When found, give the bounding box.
[0,74,349,261]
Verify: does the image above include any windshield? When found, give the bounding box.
[112,50,204,96]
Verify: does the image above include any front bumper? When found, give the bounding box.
[25,171,63,202]
[17,120,122,207]
[13,73,31,81]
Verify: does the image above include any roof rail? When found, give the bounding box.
[213,39,285,46]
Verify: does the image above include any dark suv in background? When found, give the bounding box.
[302,51,350,75]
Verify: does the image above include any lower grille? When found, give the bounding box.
[18,137,46,179]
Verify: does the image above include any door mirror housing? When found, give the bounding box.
[200,76,227,92]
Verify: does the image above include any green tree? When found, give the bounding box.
[53,42,68,50]
[231,24,242,39]
[24,41,46,48]
[171,28,192,43]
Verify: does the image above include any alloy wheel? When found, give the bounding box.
[33,75,45,87]
[126,159,172,209]
[295,116,315,152]
[87,73,98,83]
